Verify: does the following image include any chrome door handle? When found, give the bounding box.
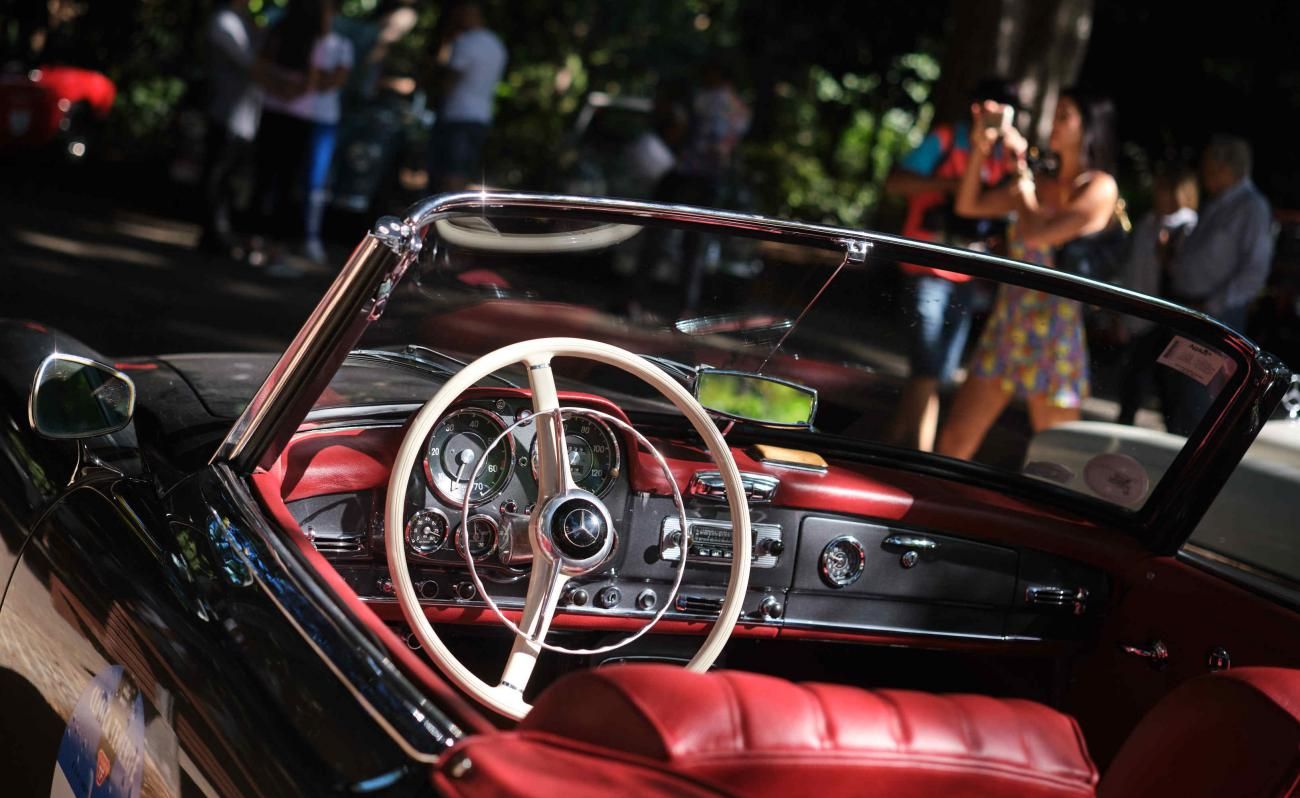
[1119,639,1169,669]
[882,535,938,551]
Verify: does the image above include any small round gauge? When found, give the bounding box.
[424,408,514,506]
[531,413,621,496]
[820,536,866,588]
[405,508,449,557]
[455,514,499,562]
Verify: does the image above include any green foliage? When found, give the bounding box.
[741,54,939,226]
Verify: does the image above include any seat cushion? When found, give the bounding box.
[519,664,1099,798]
[1100,667,1300,798]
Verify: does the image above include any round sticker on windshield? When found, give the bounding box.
[1083,453,1150,506]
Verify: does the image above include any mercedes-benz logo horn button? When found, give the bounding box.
[562,508,602,548]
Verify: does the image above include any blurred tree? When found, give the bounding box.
[930,0,1095,145]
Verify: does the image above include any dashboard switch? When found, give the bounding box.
[759,595,784,620]
[377,578,394,596]
[595,586,622,609]
[636,589,657,611]
[569,588,589,607]
[454,581,477,601]
[419,580,440,600]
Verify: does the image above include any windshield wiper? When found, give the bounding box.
[348,345,520,388]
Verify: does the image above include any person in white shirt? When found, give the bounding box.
[429,2,506,191]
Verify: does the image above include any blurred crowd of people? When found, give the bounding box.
[883,78,1276,453]
[200,0,505,275]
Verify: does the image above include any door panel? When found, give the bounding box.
[1065,556,1300,768]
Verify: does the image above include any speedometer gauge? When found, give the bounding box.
[424,408,514,506]
[531,413,621,497]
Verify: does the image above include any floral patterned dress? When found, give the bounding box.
[969,228,1089,408]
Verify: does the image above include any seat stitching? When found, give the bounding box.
[717,672,746,753]
[682,750,1098,790]
[1014,701,1034,772]
[952,696,981,756]
[873,690,910,748]
[804,683,834,750]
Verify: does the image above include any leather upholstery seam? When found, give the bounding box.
[683,751,1097,789]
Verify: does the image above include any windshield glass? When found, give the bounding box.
[319,211,1244,512]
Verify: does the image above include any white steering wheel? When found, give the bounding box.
[385,337,751,719]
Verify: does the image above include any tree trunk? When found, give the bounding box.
[933,0,1095,146]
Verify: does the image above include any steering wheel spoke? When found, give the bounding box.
[499,556,566,696]
[525,355,574,502]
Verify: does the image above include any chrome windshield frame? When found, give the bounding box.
[213,191,1290,551]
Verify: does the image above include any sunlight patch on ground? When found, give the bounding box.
[11,228,171,269]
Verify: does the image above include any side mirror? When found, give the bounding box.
[29,354,135,440]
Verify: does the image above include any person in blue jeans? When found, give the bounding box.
[882,78,1018,451]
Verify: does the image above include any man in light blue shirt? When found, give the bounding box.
[1168,135,1275,332]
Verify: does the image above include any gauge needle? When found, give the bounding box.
[453,448,477,498]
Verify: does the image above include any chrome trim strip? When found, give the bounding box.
[1179,544,1300,609]
[779,618,1043,644]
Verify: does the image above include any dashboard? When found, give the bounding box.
[277,389,1110,651]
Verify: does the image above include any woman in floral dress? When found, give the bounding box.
[936,88,1119,460]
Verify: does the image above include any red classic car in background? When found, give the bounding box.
[0,64,115,160]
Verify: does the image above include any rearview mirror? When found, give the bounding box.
[29,354,135,439]
[694,369,817,428]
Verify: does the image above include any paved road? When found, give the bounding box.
[0,187,349,358]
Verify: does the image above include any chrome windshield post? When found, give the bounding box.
[214,221,411,473]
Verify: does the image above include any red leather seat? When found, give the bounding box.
[1099,667,1300,797]
[433,665,1300,797]
[440,665,1099,797]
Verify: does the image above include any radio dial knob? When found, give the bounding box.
[762,539,785,557]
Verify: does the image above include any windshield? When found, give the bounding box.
[318,211,1245,512]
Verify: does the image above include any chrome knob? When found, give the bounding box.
[759,595,783,620]
[635,588,657,611]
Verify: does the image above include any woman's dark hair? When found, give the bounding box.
[263,0,325,71]
[1061,86,1118,175]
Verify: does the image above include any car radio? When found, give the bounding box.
[659,516,784,568]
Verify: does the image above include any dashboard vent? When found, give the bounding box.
[307,530,368,559]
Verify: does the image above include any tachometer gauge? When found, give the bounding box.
[531,413,621,497]
[424,408,514,506]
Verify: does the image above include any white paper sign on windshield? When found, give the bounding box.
[1157,336,1228,386]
